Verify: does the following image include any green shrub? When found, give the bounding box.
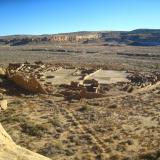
[20,121,47,137]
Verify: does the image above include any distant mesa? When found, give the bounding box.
[1,29,160,46]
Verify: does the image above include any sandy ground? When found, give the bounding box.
[0,44,160,71]
[85,70,129,84]
[43,68,81,85]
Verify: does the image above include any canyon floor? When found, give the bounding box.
[0,43,160,160]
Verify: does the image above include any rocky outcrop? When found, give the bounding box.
[0,100,7,111]
[0,67,6,77]
[6,63,48,94]
[10,73,47,94]
[0,123,51,160]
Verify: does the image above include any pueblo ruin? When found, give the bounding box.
[3,62,160,100]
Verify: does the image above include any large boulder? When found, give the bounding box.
[10,73,47,94]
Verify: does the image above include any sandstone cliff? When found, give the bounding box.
[1,29,160,46]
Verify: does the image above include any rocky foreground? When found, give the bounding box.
[0,124,51,160]
[0,67,51,160]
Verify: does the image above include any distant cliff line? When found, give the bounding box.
[1,29,160,46]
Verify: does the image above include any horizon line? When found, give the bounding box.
[0,28,160,37]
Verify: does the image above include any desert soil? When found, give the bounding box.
[0,43,159,160]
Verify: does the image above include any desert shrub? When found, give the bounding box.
[110,153,123,160]
[0,109,26,124]
[108,104,117,109]
[81,153,94,160]
[39,140,64,156]
[0,78,3,83]
[139,150,160,160]
[77,105,92,112]
[9,99,23,106]
[65,148,75,156]
[20,121,47,137]
[48,114,62,127]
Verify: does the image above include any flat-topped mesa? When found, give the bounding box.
[1,33,101,45]
[47,33,100,42]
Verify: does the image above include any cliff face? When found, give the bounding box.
[1,29,160,46]
[47,33,100,42]
[0,33,100,46]
[0,124,51,160]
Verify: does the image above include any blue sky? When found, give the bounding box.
[0,0,160,35]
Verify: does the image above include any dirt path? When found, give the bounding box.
[60,106,107,153]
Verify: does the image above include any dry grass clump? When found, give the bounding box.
[48,114,62,127]
[139,150,160,160]
[20,121,48,137]
[38,140,64,157]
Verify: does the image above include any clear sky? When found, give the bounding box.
[0,0,160,35]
